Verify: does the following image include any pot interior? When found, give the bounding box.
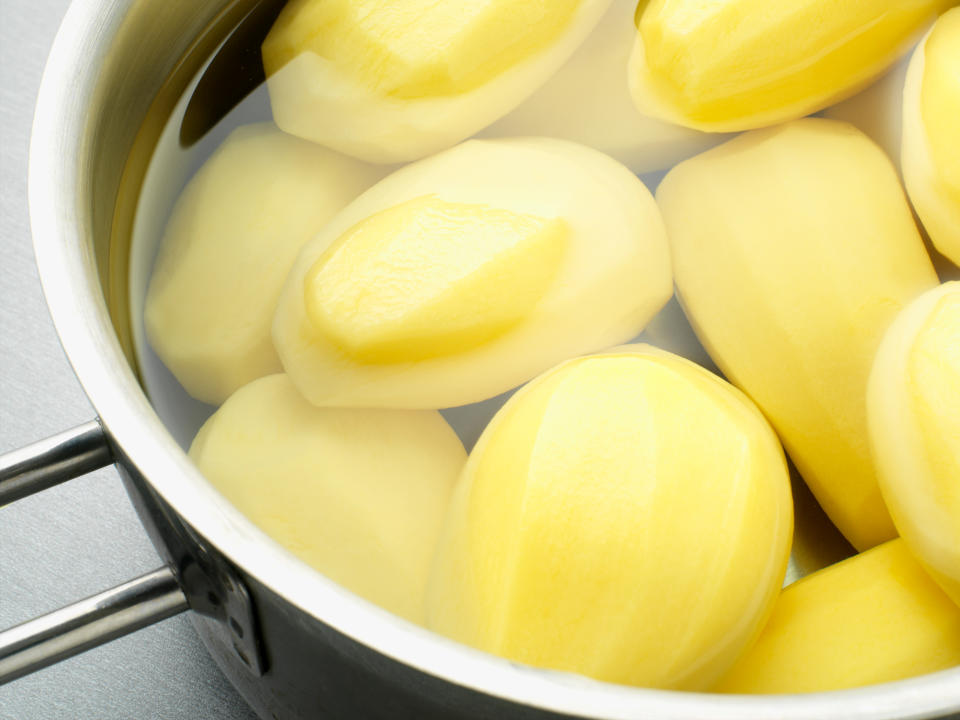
[116,0,856,589]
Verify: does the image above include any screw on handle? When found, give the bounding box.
[0,420,112,505]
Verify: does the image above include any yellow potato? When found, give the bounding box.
[902,8,960,267]
[427,344,793,690]
[629,0,951,132]
[144,123,384,405]
[479,0,725,174]
[273,137,673,409]
[868,282,960,605]
[658,118,939,551]
[714,539,960,693]
[261,0,612,163]
[189,374,466,623]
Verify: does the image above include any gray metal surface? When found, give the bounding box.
[0,1,257,717]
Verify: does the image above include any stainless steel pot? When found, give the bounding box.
[1,1,959,718]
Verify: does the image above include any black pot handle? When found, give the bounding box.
[0,421,189,684]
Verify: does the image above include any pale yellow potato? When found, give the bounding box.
[629,0,951,132]
[659,118,939,551]
[261,0,612,163]
[427,344,793,690]
[189,374,466,623]
[478,0,725,174]
[273,137,673,409]
[902,9,960,267]
[144,123,385,406]
[715,539,960,693]
[868,282,960,605]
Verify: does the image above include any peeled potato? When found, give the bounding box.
[902,8,960,267]
[714,539,960,693]
[478,0,725,174]
[427,344,793,690]
[868,282,960,605]
[261,0,613,163]
[629,0,951,132]
[144,123,385,405]
[189,374,466,623]
[659,118,939,551]
[273,137,673,409]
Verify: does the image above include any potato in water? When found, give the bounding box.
[479,0,724,174]
[261,0,612,163]
[189,374,466,623]
[715,539,960,693]
[869,282,960,605]
[902,8,960,267]
[427,345,793,690]
[272,137,672,409]
[659,118,939,551]
[145,124,384,405]
[629,0,951,132]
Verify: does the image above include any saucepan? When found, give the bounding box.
[1,0,959,718]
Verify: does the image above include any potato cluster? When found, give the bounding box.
[143,0,960,695]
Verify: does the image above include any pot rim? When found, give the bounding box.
[27,1,960,718]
